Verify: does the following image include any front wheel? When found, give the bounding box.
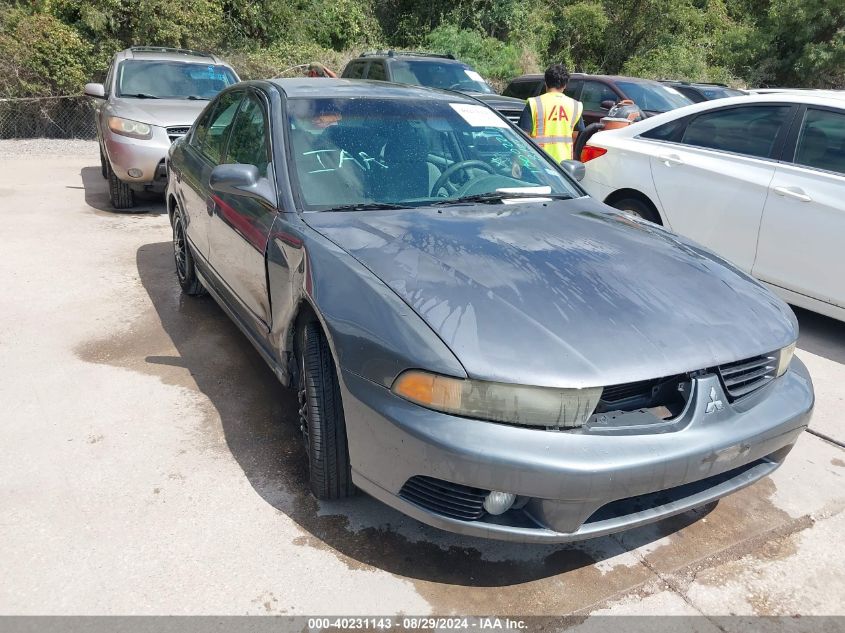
[172,208,205,296]
[107,163,135,209]
[298,322,355,500]
[609,197,660,224]
[99,146,108,178]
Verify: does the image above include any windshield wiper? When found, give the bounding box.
[323,202,408,212]
[430,192,574,206]
[121,93,159,99]
[186,95,209,100]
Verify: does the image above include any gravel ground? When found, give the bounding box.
[0,140,843,620]
[0,138,97,158]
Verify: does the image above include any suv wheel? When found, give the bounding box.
[107,163,135,209]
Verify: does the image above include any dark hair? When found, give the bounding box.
[544,64,570,89]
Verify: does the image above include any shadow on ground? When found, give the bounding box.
[80,166,166,215]
[795,307,845,365]
[133,240,713,588]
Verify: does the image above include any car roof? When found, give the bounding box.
[116,46,226,66]
[269,78,481,101]
[507,73,664,85]
[353,50,460,62]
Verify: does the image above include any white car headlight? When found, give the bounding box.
[391,370,603,429]
[108,116,152,139]
[776,342,796,377]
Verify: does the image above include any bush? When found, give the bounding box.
[424,25,523,82]
[0,11,92,97]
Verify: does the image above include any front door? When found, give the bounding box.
[207,90,277,330]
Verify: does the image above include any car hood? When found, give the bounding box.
[304,199,797,388]
[466,93,526,112]
[111,98,208,127]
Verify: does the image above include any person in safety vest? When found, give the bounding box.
[517,64,584,162]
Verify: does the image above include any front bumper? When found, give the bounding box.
[340,358,813,542]
[102,125,180,191]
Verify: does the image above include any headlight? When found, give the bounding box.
[776,342,796,377]
[391,370,603,429]
[108,116,152,139]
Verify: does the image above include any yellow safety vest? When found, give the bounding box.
[529,92,583,162]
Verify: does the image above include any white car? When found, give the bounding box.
[581,92,845,322]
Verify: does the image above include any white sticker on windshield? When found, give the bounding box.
[464,69,484,82]
[450,103,507,128]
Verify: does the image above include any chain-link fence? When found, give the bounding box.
[0,96,96,140]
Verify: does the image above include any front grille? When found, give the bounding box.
[399,476,488,521]
[718,354,777,400]
[167,126,191,143]
[602,378,663,403]
[596,374,690,418]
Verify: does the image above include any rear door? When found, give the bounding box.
[753,105,845,308]
[207,89,277,329]
[647,103,797,272]
[179,90,244,259]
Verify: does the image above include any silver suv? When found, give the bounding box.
[85,46,239,209]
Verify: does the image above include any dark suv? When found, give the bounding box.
[503,73,693,125]
[341,51,526,124]
[659,80,747,103]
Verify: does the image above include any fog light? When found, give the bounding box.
[483,491,516,515]
[127,168,143,178]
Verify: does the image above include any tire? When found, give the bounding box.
[609,197,661,224]
[298,322,355,500]
[107,162,135,209]
[172,208,205,296]
[99,146,108,179]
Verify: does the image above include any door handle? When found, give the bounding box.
[772,186,812,202]
[659,154,684,166]
[206,197,216,216]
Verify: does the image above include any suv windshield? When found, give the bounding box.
[390,60,493,94]
[116,60,238,99]
[616,81,693,112]
[286,97,581,211]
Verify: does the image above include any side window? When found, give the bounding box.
[504,81,536,100]
[224,93,270,177]
[367,62,386,81]
[579,80,617,111]
[681,105,791,159]
[564,79,583,101]
[641,117,688,142]
[345,62,368,79]
[199,91,243,164]
[794,108,845,175]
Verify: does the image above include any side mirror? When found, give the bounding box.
[600,99,616,110]
[210,164,277,208]
[560,159,585,181]
[84,83,105,98]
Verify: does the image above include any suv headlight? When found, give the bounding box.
[391,370,602,429]
[108,116,152,139]
[776,342,796,377]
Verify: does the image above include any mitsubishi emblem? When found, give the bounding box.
[705,386,724,414]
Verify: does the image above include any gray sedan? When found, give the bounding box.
[165,78,813,542]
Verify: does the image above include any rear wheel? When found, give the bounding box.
[609,197,660,224]
[107,163,135,209]
[172,207,205,296]
[298,322,355,500]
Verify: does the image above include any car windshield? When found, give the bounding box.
[616,81,693,112]
[116,60,238,99]
[286,97,581,211]
[390,60,493,94]
[699,86,746,99]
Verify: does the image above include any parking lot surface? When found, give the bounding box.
[1,140,843,617]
